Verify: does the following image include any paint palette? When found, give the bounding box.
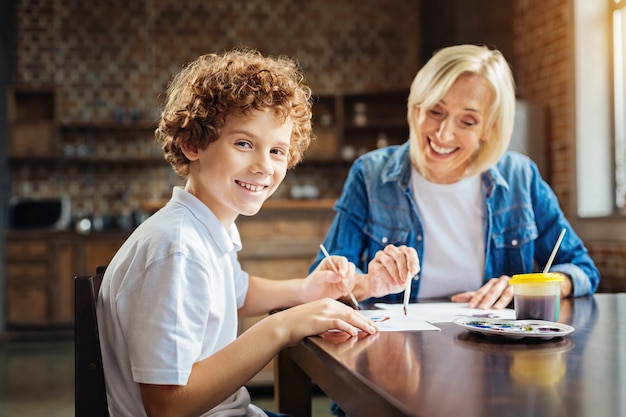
[453,318,575,340]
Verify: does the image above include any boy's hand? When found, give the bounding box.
[302,255,357,302]
[274,298,377,345]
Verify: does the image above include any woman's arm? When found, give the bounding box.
[528,160,600,296]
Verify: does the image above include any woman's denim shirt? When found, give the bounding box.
[312,141,600,303]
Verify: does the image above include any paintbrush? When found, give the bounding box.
[403,273,412,316]
[319,244,360,310]
[543,228,566,273]
[403,261,420,315]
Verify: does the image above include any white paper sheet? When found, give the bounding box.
[373,302,516,324]
[359,309,440,332]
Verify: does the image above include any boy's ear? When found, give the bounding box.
[180,135,200,161]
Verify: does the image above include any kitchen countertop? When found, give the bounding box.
[5,199,338,237]
[142,197,337,213]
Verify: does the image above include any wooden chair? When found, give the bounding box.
[75,271,109,417]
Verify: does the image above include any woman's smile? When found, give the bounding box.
[428,138,458,156]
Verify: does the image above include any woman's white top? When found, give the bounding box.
[410,169,486,300]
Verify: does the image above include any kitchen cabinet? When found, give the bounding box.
[307,90,409,162]
[341,90,409,151]
[5,233,76,327]
[79,234,126,274]
[7,86,159,161]
[4,231,128,329]
[6,87,58,158]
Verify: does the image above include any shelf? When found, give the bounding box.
[309,90,409,160]
[8,156,166,165]
[343,118,408,130]
[7,86,57,124]
[60,121,156,130]
[6,88,409,165]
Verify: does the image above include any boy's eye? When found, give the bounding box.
[235,140,252,149]
[271,148,287,157]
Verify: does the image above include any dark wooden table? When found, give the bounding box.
[275,293,626,417]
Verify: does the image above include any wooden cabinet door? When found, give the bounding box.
[5,238,55,327]
[82,236,125,274]
[6,284,50,326]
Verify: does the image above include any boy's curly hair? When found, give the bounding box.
[155,49,314,177]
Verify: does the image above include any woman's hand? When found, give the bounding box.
[363,245,420,298]
[450,275,513,309]
[451,273,574,309]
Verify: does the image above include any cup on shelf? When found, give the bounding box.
[341,145,356,161]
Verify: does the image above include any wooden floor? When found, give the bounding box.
[0,335,333,417]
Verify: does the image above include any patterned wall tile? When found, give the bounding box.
[11,0,420,219]
[15,0,420,122]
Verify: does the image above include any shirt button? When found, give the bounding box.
[511,239,518,246]
[417,235,423,241]
[381,237,388,244]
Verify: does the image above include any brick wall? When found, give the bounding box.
[513,0,573,214]
[513,0,626,292]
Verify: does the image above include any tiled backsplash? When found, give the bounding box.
[14,0,420,122]
[10,0,421,223]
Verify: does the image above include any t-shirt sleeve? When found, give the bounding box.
[230,251,249,309]
[118,255,211,386]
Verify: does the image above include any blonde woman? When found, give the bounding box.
[313,44,599,313]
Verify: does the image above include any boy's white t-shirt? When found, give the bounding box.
[410,169,486,300]
[97,186,267,417]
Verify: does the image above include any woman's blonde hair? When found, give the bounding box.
[407,44,516,176]
[155,48,313,177]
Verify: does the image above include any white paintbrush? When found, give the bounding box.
[403,262,420,316]
[543,228,566,273]
[403,272,413,316]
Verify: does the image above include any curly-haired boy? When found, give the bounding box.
[97,49,377,417]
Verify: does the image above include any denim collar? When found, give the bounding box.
[380,140,510,196]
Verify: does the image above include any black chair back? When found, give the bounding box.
[75,273,109,417]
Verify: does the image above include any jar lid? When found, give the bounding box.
[509,272,565,285]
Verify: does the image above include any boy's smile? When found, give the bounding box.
[183,109,292,226]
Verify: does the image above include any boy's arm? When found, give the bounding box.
[139,321,283,417]
[139,298,376,417]
[239,255,357,316]
[238,275,307,315]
